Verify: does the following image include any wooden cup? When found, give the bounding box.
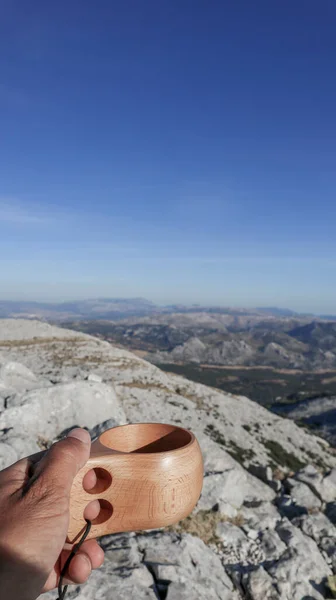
[68,423,203,543]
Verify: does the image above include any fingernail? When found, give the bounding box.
[67,428,91,445]
[71,552,92,580]
[76,552,91,569]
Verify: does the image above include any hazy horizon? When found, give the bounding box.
[0,294,334,317]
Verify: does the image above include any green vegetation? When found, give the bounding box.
[159,363,336,407]
[305,449,328,472]
[263,440,305,472]
[204,424,226,447]
[228,441,255,464]
[204,425,255,465]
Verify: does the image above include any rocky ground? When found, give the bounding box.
[275,396,336,447]
[0,319,335,599]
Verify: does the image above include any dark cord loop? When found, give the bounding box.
[57,519,92,600]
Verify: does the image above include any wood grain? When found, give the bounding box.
[68,423,203,543]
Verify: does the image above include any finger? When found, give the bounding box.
[83,468,97,491]
[29,428,91,497]
[42,552,92,591]
[67,551,92,583]
[67,541,104,583]
[78,539,105,569]
[84,499,101,521]
[42,540,104,592]
[42,567,58,592]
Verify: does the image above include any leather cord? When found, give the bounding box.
[57,520,92,600]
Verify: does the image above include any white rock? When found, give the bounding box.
[269,520,332,599]
[139,533,239,600]
[201,436,238,473]
[216,522,247,546]
[321,468,336,503]
[240,502,281,533]
[0,381,126,467]
[295,464,324,498]
[242,567,279,600]
[298,512,336,544]
[295,464,336,504]
[247,529,259,541]
[1,435,40,464]
[216,501,238,519]
[216,522,266,568]
[259,529,287,560]
[286,478,322,510]
[199,468,275,511]
[0,383,15,398]
[296,512,336,568]
[0,442,19,470]
[199,470,247,510]
[87,372,103,383]
[0,319,90,341]
[0,361,39,392]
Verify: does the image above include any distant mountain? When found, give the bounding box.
[318,314,336,321]
[0,298,157,321]
[257,306,300,317]
[64,311,336,371]
[258,307,336,320]
[0,298,334,324]
[288,321,336,351]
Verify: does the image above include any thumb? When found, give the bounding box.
[32,428,91,497]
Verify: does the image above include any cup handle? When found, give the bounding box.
[68,456,114,543]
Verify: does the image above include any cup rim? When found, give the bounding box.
[98,422,195,455]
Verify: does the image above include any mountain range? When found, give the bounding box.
[0,298,334,321]
[63,312,336,371]
[3,300,336,444]
[63,311,336,445]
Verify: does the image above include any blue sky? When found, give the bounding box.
[0,1,335,312]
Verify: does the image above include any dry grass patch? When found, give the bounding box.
[47,349,116,367]
[322,376,336,385]
[66,355,113,365]
[177,391,206,409]
[36,435,52,450]
[108,360,144,370]
[0,336,85,348]
[168,509,244,545]
[273,467,286,481]
[121,381,175,394]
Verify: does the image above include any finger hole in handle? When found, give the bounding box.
[83,468,112,494]
[84,499,113,525]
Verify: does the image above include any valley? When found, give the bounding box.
[61,308,336,446]
[158,363,336,407]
